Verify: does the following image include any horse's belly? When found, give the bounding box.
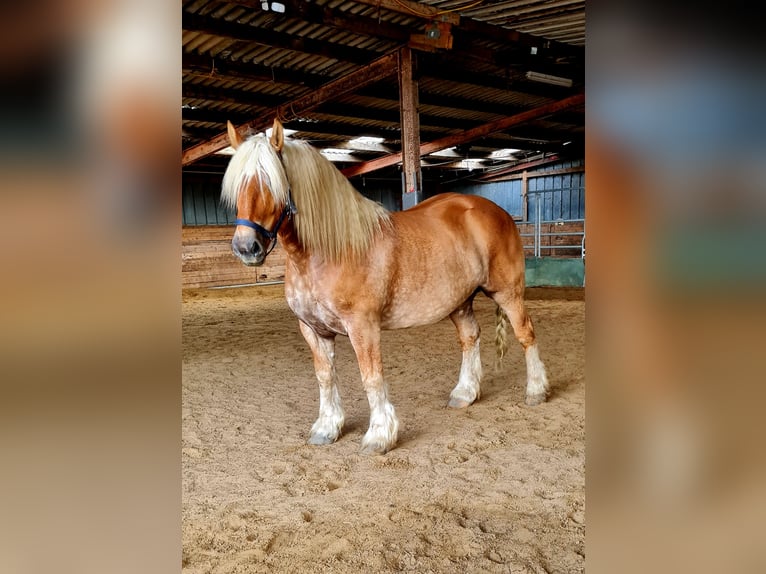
[381,290,473,329]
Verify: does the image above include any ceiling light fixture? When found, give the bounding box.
[525,71,573,88]
[320,149,361,163]
[428,147,461,158]
[489,148,521,159]
[349,136,384,146]
[261,1,285,13]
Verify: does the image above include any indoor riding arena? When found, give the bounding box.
[182,2,585,572]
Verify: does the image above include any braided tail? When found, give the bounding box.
[494,304,509,371]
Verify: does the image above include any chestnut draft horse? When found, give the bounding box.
[222,119,549,454]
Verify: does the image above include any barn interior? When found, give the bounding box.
[182,0,585,287]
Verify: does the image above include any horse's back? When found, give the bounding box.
[395,192,520,245]
[403,192,503,212]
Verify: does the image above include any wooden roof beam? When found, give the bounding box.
[183,86,503,133]
[181,51,400,165]
[354,85,523,117]
[341,93,584,177]
[478,155,567,182]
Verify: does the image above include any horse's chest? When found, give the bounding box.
[285,282,347,336]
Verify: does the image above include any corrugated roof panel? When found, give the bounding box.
[206,3,246,20]
[183,31,209,52]
[198,36,238,55]
[419,106,502,125]
[183,0,215,12]
[336,94,400,111]
[425,0,586,45]
[419,77,550,108]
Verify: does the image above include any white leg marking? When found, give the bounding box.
[309,382,345,445]
[524,344,549,405]
[304,334,344,445]
[361,382,399,455]
[449,340,482,408]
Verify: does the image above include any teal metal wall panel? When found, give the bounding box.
[182,176,236,226]
[525,257,585,287]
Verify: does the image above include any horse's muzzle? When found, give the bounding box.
[232,235,266,266]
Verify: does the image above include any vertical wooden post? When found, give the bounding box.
[398,46,422,209]
[521,170,528,221]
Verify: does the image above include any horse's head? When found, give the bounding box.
[224,119,291,267]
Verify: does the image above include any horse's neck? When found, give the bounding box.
[276,220,308,262]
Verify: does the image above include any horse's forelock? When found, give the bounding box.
[221,135,288,210]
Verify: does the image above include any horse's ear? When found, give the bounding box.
[270,118,284,153]
[227,120,243,149]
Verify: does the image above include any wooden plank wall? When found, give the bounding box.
[183,220,585,289]
[182,226,286,289]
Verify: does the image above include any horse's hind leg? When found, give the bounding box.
[495,293,549,405]
[448,300,482,409]
[299,321,345,445]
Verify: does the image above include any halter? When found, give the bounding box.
[233,150,297,257]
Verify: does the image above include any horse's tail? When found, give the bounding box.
[494,304,509,370]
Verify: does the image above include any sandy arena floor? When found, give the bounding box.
[182,284,584,573]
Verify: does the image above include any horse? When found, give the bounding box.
[221,118,549,454]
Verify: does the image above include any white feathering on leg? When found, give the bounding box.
[309,384,345,444]
[525,344,549,404]
[361,386,399,454]
[449,340,482,407]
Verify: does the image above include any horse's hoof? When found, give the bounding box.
[308,433,336,445]
[359,444,388,456]
[359,439,390,456]
[525,393,547,406]
[448,397,471,409]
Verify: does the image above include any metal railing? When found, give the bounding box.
[519,197,585,258]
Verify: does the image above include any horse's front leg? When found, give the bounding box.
[347,322,399,455]
[299,321,345,445]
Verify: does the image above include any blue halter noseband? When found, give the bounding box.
[234,195,296,256]
[233,150,297,257]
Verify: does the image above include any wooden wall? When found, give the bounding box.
[182,220,584,290]
[182,226,286,289]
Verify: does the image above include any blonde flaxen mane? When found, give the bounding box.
[221,133,391,263]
